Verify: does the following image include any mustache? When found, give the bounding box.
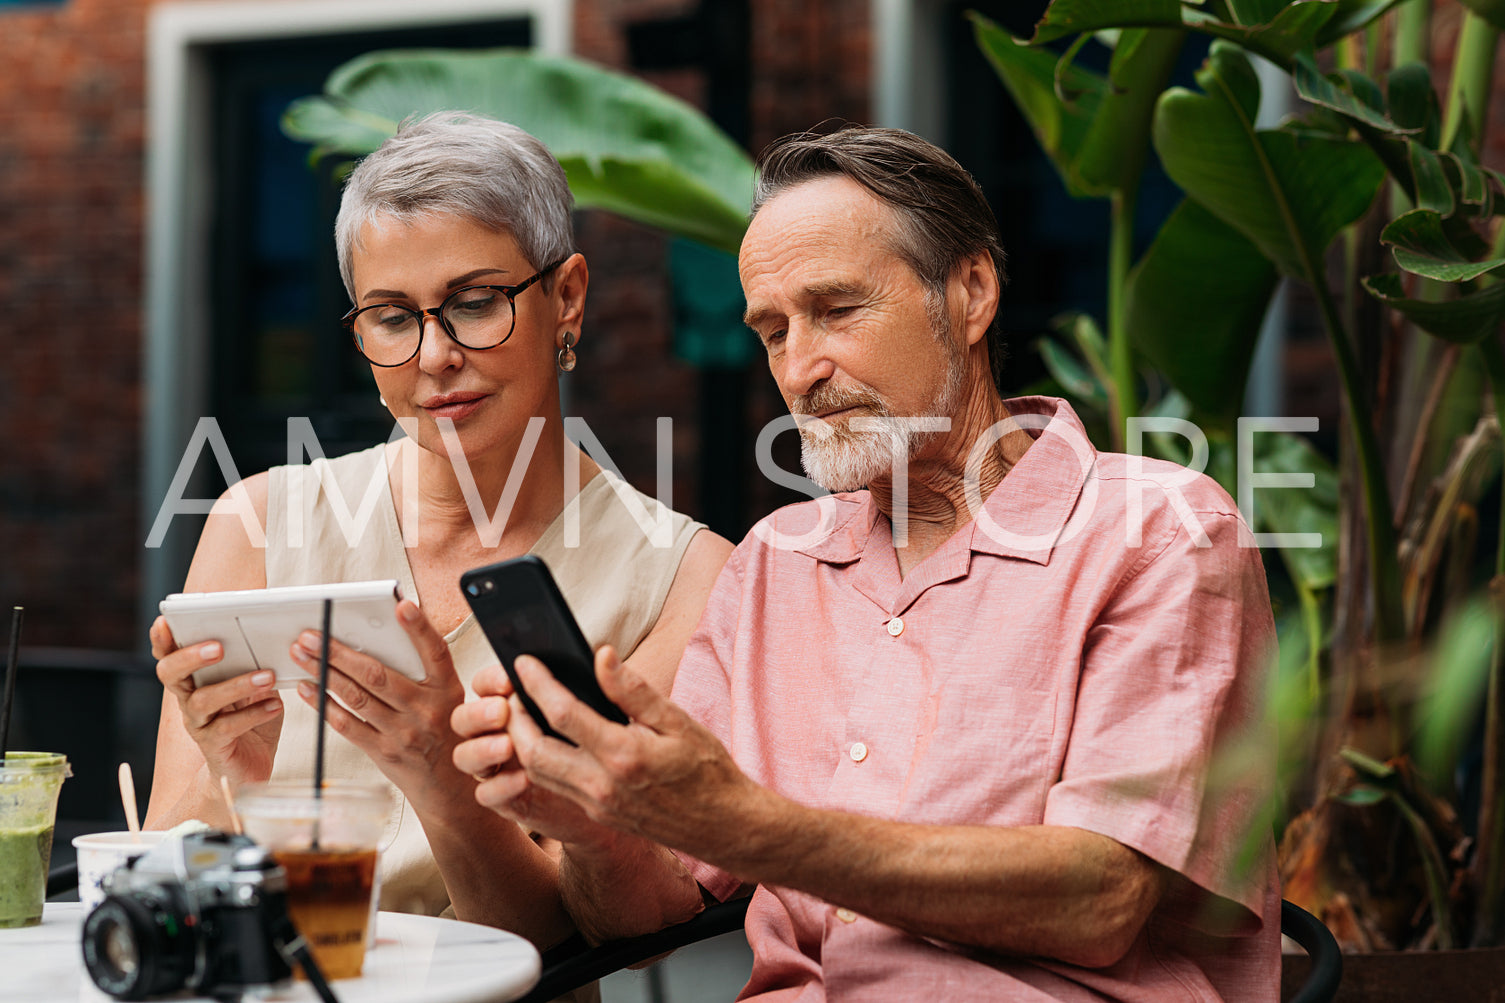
[789,383,891,419]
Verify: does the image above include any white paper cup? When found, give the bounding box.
[72,831,170,911]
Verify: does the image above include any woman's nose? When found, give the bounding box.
[417,314,464,373]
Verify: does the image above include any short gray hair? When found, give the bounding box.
[752,126,1008,386]
[335,111,575,298]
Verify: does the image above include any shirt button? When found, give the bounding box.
[836,907,858,923]
[886,617,904,636]
[849,742,868,763]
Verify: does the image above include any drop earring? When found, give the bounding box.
[557,332,578,373]
[379,395,389,408]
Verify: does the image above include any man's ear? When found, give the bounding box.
[553,252,589,344]
[957,250,1000,350]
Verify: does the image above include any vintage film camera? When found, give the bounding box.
[80,829,335,1001]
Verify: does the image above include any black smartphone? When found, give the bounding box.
[460,555,629,740]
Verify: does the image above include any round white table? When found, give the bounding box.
[0,903,540,1003]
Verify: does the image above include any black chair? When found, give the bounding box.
[517,895,1342,1003]
[517,897,751,1003]
[46,861,80,901]
[1280,898,1343,1003]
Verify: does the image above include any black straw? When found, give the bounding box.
[0,607,23,760]
[312,598,332,850]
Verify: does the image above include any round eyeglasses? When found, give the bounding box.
[342,259,566,367]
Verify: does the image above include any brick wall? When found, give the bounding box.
[0,0,152,647]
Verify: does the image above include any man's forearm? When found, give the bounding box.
[690,784,1163,969]
[559,830,705,945]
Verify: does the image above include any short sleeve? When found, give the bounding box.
[668,547,747,902]
[1042,506,1276,929]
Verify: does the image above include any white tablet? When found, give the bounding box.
[160,580,425,689]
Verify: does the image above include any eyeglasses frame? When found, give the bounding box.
[342,257,568,367]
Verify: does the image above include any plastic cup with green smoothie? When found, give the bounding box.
[0,752,71,928]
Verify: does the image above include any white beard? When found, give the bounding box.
[797,414,943,492]
[795,337,966,493]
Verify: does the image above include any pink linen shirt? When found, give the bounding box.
[671,396,1280,1001]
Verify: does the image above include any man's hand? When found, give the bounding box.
[454,646,759,857]
[452,648,714,943]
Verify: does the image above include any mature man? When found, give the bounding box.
[454,126,1278,1000]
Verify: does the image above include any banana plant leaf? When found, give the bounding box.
[1292,51,1418,135]
[1316,0,1411,43]
[1153,41,1386,281]
[971,15,1183,198]
[1124,197,1278,427]
[1409,144,1456,215]
[1025,0,1350,64]
[1073,28,1186,194]
[970,14,1105,198]
[282,48,755,256]
[1363,272,1505,343]
[1381,208,1505,280]
[1386,62,1441,146]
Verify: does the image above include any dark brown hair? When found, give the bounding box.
[752,125,1008,386]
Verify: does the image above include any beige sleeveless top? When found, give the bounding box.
[263,443,704,915]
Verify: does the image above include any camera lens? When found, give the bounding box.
[83,896,195,1000]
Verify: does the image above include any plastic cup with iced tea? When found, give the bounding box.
[0,752,71,928]
[234,781,389,979]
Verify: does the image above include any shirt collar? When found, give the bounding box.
[794,396,1098,568]
[795,493,880,564]
[963,396,1098,566]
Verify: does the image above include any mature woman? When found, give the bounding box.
[144,112,732,947]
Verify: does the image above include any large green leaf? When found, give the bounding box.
[1185,1,1341,62]
[1381,208,1505,281]
[1386,62,1441,146]
[1226,0,1290,24]
[1292,51,1416,135]
[282,48,754,255]
[970,13,1105,197]
[1363,272,1505,343]
[1409,144,1455,215]
[1028,0,1183,45]
[971,16,1182,198]
[1124,198,1278,426]
[1073,28,1186,193]
[1316,0,1410,44]
[1153,41,1386,280]
[1026,0,1340,63]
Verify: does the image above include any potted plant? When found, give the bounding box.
[972,0,1505,983]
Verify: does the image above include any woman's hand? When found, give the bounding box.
[451,662,612,846]
[150,616,284,789]
[292,599,468,813]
